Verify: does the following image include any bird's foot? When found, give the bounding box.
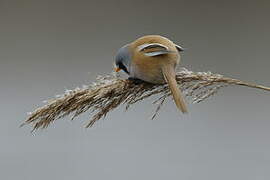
[128,77,145,85]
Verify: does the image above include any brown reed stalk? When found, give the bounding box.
[21,68,270,131]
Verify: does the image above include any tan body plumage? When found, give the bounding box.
[115,35,188,113]
[129,35,180,84]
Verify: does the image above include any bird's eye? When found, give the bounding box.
[118,62,129,74]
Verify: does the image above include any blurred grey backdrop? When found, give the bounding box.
[1,0,270,179]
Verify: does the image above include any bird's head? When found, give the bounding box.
[114,44,131,74]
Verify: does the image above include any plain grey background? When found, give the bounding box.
[1,0,270,179]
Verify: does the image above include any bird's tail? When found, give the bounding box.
[162,65,188,113]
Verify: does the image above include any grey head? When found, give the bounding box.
[115,44,131,74]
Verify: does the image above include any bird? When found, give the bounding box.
[114,35,188,113]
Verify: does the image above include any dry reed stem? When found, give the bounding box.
[21,68,270,131]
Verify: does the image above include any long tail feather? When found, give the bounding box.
[162,65,188,113]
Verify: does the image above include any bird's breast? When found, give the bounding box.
[129,62,165,84]
[130,54,179,84]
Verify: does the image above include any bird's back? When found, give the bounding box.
[129,35,180,84]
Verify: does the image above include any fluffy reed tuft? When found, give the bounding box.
[21,68,270,131]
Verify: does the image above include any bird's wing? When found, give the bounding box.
[174,44,185,52]
[137,43,176,57]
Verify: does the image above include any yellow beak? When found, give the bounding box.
[115,67,121,72]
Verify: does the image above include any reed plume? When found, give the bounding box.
[21,68,270,131]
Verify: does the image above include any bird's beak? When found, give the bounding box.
[115,67,121,72]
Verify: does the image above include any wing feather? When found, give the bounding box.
[175,44,185,52]
[137,43,175,57]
